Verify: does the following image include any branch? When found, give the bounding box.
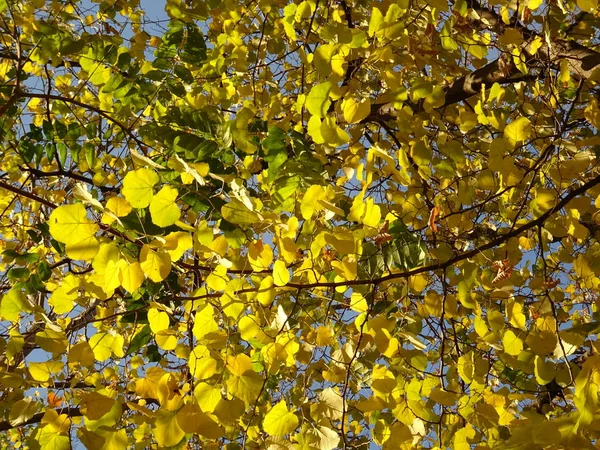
[20,167,116,193]
[18,93,147,150]
[282,171,600,289]
[0,398,159,432]
[0,180,56,208]
[364,4,600,121]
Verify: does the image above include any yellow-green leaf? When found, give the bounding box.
[263,400,299,437]
[0,289,31,321]
[273,260,290,286]
[189,345,218,379]
[306,82,332,118]
[226,354,263,406]
[342,97,371,124]
[320,116,350,147]
[139,245,171,282]
[48,204,99,260]
[28,361,63,382]
[121,168,159,208]
[150,185,180,227]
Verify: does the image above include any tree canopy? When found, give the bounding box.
[2,0,600,448]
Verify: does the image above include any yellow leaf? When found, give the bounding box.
[349,293,368,313]
[526,330,558,356]
[248,240,274,271]
[314,44,335,78]
[41,407,72,433]
[430,387,458,406]
[68,341,95,367]
[150,186,180,227]
[440,20,457,50]
[35,329,68,355]
[511,47,528,74]
[206,264,228,290]
[307,116,325,144]
[221,198,260,225]
[507,301,526,329]
[9,398,39,427]
[273,260,290,286]
[189,345,218,379]
[315,326,335,346]
[424,290,442,317]
[104,259,123,292]
[194,383,222,413]
[263,401,299,437]
[193,305,219,340]
[155,330,178,350]
[301,185,326,220]
[28,361,63,382]
[163,231,193,261]
[342,97,371,124]
[176,402,224,438]
[362,198,381,228]
[458,352,475,383]
[257,276,276,306]
[155,409,185,448]
[79,392,115,420]
[502,329,523,356]
[121,168,159,208]
[89,332,124,362]
[92,242,119,274]
[94,429,128,450]
[119,261,144,292]
[383,422,413,448]
[139,245,171,282]
[308,426,340,450]
[148,308,170,333]
[528,0,543,9]
[313,387,344,420]
[37,426,70,450]
[48,204,99,260]
[534,356,555,385]
[48,274,80,314]
[575,355,600,430]
[577,0,598,12]
[504,117,532,145]
[239,315,260,341]
[294,0,312,21]
[424,86,445,111]
[105,196,132,217]
[306,82,332,118]
[135,367,166,398]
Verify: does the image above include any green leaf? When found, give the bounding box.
[127,324,153,355]
[221,199,260,225]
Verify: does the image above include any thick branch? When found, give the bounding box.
[282,171,600,289]
[0,398,158,432]
[365,2,600,122]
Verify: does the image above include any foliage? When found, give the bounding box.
[2,0,600,448]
